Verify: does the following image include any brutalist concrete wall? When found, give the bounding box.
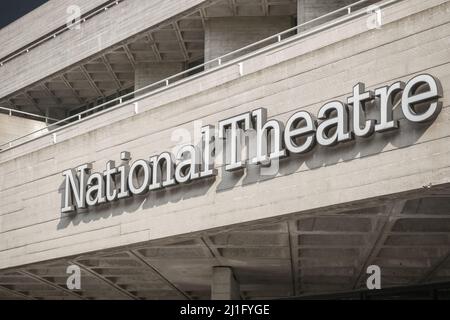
[0,0,449,271]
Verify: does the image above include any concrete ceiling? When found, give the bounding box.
[0,0,297,119]
[1,191,450,300]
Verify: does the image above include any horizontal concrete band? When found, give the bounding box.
[0,0,110,60]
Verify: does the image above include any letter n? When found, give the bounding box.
[61,163,92,213]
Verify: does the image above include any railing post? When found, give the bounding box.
[348,7,352,14]
[238,63,244,76]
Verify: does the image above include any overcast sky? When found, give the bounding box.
[0,0,49,29]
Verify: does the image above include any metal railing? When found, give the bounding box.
[0,107,59,124]
[0,0,123,67]
[0,0,402,152]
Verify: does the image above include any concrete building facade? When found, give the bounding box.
[0,0,450,300]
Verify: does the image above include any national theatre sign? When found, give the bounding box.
[62,74,443,214]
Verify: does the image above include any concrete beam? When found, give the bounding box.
[211,267,241,300]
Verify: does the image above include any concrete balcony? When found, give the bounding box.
[0,0,380,120]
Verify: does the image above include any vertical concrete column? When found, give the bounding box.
[297,0,356,25]
[134,62,184,93]
[211,267,241,300]
[204,17,292,63]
